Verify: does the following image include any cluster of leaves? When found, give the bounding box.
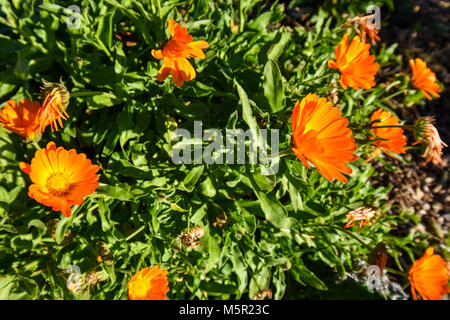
[0,0,443,299]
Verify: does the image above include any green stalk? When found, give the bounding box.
[382,90,407,101]
[367,125,415,130]
[32,141,41,150]
[385,267,408,278]
[70,91,116,98]
[125,225,146,241]
[299,72,334,85]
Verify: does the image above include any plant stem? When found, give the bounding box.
[382,90,407,101]
[32,141,41,150]
[299,72,334,84]
[70,91,116,98]
[125,225,146,241]
[266,149,292,159]
[367,125,415,130]
[385,267,408,278]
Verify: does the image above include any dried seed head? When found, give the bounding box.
[179,232,195,247]
[85,271,99,286]
[189,226,205,240]
[253,289,273,300]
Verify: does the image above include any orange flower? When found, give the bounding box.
[409,58,441,100]
[414,117,447,165]
[291,93,358,183]
[39,79,70,132]
[151,19,208,87]
[328,34,379,90]
[369,108,407,159]
[344,207,376,232]
[128,266,169,300]
[408,247,449,300]
[19,142,100,217]
[0,99,42,141]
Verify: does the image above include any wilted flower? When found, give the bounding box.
[0,99,42,141]
[177,226,205,248]
[409,58,441,100]
[189,226,205,239]
[358,17,380,44]
[253,289,273,300]
[413,117,447,165]
[39,79,70,132]
[368,108,407,160]
[85,271,99,286]
[291,93,358,183]
[344,207,376,232]
[19,141,100,217]
[408,247,449,300]
[127,266,169,300]
[152,19,209,87]
[328,34,379,90]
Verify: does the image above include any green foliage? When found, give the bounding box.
[0,0,444,300]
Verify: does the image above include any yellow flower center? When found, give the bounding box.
[46,173,71,196]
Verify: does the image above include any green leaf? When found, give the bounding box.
[268,31,291,61]
[201,231,220,273]
[191,203,208,224]
[234,80,263,149]
[230,243,248,299]
[198,176,216,198]
[180,165,204,192]
[292,258,328,290]
[94,184,135,201]
[248,175,298,230]
[0,225,18,233]
[263,59,284,113]
[27,219,46,232]
[199,281,237,295]
[0,277,15,300]
[54,217,72,245]
[96,10,115,49]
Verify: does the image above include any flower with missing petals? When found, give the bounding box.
[151,19,208,87]
[414,117,447,165]
[408,247,449,300]
[409,58,441,100]
[328,34,379,90]
[291,93,358,183]
[0,99,41,141]
[344,207,376,232]
[359,18,380,44]
[39,79,70,132]
[368,108,407,160]
[19,142,100,217]
[128,266,169,300]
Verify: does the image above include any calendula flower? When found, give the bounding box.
[151,19,209,87]
[291,93,358,183]
[368,108,407,159]
[0,99,42,141]
[409,58,442,100]
[328,34,379,90]
[344,207,376,232]
[39,79,70,132]
[408,247,449,300]
[128,266,169,300]
[19,142,100,217]
[413,117,447,165]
